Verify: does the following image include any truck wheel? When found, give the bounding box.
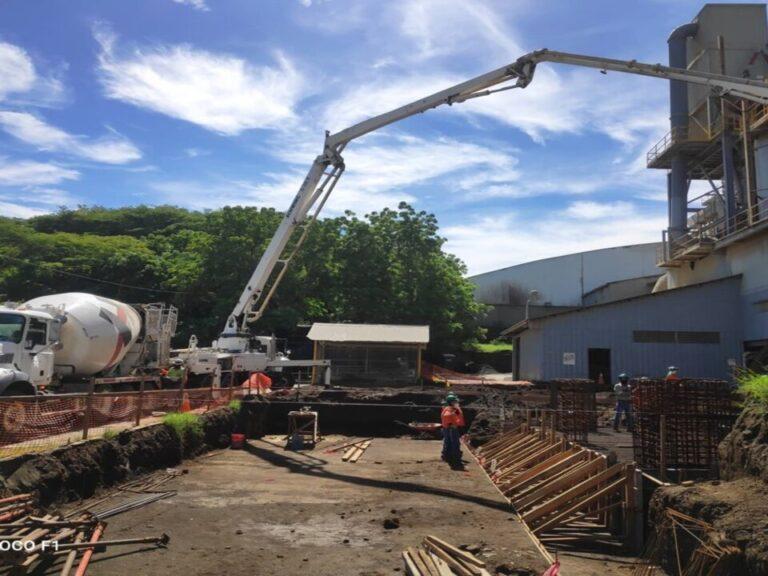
[1,381,36,397]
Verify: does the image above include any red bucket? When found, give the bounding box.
[231,433,245,449]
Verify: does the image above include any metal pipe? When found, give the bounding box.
[667,22,699,238]
[73,522,105,576]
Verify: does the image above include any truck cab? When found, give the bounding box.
[0,307,60,395]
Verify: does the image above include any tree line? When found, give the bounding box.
[0,203,487,351]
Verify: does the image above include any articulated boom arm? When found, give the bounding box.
[224,48,768,335]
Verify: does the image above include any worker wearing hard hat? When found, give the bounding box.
[441,393,465,469]
[613,373,633,432]
[665,366,680,382]
[165,358,186,386]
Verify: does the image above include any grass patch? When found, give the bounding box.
[228,399,242,412]
[102,428,118,441]
[469,340,514,353]
[737,371,768,405]
[163,412,204,450]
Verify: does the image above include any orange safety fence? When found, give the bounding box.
[0,386,246,459]
[422,361,532,388]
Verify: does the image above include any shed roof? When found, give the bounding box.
[307,323,429,344]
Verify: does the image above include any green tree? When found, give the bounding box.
[0,202,487,351]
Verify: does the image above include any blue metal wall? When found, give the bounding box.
[518,276,743,381]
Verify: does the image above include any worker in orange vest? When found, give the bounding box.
[441,393,465,469]
[665,366,680,382]
[242,372,273,395]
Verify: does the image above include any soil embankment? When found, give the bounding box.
[649,403,768,575]
[0,408,235,505]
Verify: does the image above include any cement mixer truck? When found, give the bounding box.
[0,293,177,396]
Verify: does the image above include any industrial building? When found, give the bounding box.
[503,276,743,382]
[469,243,662,333]
[492,4,768,382]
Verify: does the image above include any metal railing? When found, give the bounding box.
[659,195,768,264]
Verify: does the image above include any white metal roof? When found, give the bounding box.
[307,323,429,344]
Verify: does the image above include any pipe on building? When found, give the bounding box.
[667,22,698,238]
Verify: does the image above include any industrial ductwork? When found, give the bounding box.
[667,22,699,238]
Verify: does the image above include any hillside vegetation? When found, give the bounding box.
[0,203,486,350]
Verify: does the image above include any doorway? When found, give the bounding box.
[588,348,611,390]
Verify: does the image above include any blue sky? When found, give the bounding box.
[0,0,730,274]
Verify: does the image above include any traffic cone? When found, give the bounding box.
[180,392,191,413]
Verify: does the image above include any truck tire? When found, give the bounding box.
[1,381,36,397]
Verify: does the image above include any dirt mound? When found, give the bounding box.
[718,403,768,482]
[1,408,236,505]
[651,477,768,575]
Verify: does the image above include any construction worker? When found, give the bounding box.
[441,392,465,468]
[165,358,185,387]
[613,373,633,432]
[665,366,680,382]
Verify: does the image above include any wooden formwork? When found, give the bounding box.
[475,425,640,543]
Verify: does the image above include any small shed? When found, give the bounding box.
[307,323,430,385]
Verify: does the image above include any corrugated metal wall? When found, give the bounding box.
[518,277,743,381]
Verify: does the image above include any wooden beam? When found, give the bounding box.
[513,456,602,511]
[425,535,485,568]
[532,477,627,534]
[403,550,423,576]
[496,442,566,480]
[501,447,582,493]
[495,439,553,470]
[523,462,623,525]
[422,540,476,576]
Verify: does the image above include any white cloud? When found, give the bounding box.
[444,205,666,276]
[0,41,66,107]
[0,111,141,164]
[151,133,521,214]
[94,24,305,135]
[0,43,36,101]
[564,200,635,220]
[0,201,47,218]
[172,0,210,11]
[398,0,523,62]
[0,157,79,186]
[0,187,79,218]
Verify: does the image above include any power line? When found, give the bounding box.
[0,253,188,295]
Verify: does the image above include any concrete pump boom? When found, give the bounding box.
[220,48,768,345]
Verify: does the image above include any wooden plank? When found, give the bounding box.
[349,440,371,463]
[427,552,455,576]
[533,476,627,534]
[403,550,423,576]
[501,447,581,492]
[496,442,565,480]
[342,446,357,461]
[407,546,431,576]
[423,540,477,576]
[487,431,539,457]
[523,462,623,525]
[512,457,602,511]
[490,435,543,465]
[425,534,485,567]
[416,548,442,576]
[478,427,524,453]
[495,439,554,470]
[479,431,530,459]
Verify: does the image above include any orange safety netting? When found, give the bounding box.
[0,387,245,458]
[422,361,531,388]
